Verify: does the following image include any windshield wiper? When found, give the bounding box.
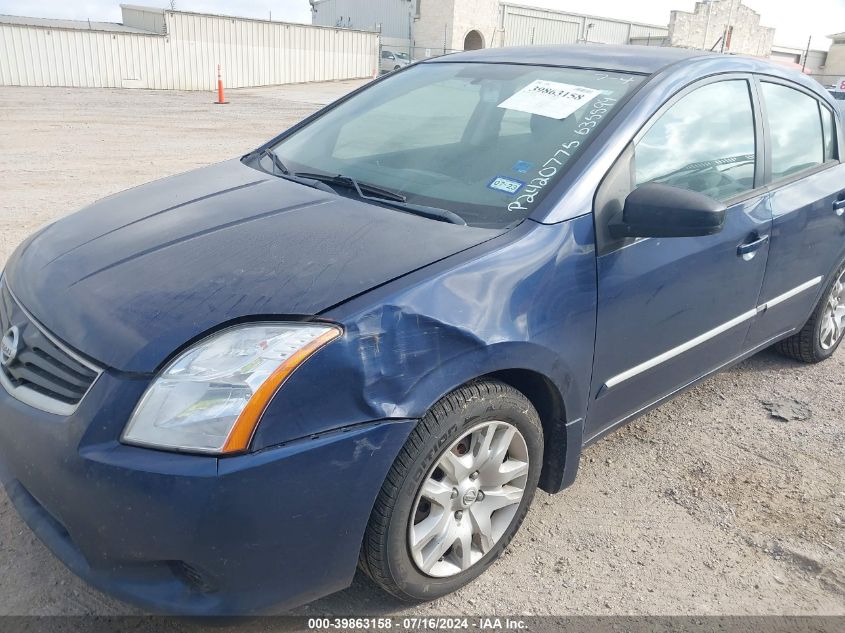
[260,147,290,175]
[256,150,338,194]
[293,172,466,225]
[379,199,467,225]
[294,172,407,202]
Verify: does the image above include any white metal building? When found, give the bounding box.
[498,4,669,47]
[770,45,827,75]
[0,4,379,90]
[309,0,413,39]
[311,0,668,58]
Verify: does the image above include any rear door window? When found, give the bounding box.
[821,103,837,161]
[761,82,825,180]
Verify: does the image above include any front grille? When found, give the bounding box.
[0,280,100,411]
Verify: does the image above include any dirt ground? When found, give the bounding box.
[0,82,842,619]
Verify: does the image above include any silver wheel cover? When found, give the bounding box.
[820,271,845,350]
[408,420,530,578]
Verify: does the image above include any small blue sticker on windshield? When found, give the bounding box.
[512,160,533,174]
[488,176,525,195]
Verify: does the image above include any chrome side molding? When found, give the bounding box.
[757,276,823,312]
[601,276,824,392]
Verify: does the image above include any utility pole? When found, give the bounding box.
[721,0,736,53]
[802,35,812,72]
[703,0,712,50]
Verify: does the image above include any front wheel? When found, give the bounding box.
[360,380,543,601]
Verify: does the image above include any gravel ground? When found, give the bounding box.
[0,83,843,619]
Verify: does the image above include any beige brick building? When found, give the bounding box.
[409,0,502,54]
[824,32,845,81]
[668,0,775,56]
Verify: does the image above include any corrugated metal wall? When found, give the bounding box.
[121,6,167,34]
[166,12,378,89]
[501,4,667,47]
[0,10,379,90]
[629,23,668,40]
[312,0,410,40]
[502,10,580,46]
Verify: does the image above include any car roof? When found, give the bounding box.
[428,44,831,98]
[429,44,714,75]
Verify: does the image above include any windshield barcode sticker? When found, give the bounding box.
[488,176,525,195]
[498,80,603,120]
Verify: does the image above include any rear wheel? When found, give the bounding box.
[360,380,542,601]
[775,261,845,363]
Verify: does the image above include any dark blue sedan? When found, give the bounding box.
[0,44,843,614]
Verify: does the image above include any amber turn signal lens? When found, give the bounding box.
[220,327,341,454]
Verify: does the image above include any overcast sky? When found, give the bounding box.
[0,0,842,50]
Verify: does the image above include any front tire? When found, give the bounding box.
[360,380,543,601]
[775,261,845,363]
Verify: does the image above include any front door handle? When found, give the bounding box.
[833,199,845,216]
[737,234,769,260]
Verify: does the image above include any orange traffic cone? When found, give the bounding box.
[215,64,228,104]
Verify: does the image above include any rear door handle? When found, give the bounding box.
[737,234,769,259]
[834,199,845,216]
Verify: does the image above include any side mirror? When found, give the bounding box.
[608,183,727,239]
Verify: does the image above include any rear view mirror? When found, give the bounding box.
[609,183,727,239]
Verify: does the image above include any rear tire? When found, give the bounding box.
[775,260,845,363]
[360,379,542,602]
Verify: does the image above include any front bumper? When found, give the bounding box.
[0,369,414,614]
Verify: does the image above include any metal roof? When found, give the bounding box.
[429,44,714,75]
[118,4,164,13]
[0,13,156,34]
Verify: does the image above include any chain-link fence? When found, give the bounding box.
[378,44,463,73]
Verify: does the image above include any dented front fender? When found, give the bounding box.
[251,216,598,450]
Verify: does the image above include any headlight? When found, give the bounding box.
[122,322,341,454]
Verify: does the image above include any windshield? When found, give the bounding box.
[268,62,643,228]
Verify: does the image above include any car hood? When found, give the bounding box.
[6,159,501,373]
